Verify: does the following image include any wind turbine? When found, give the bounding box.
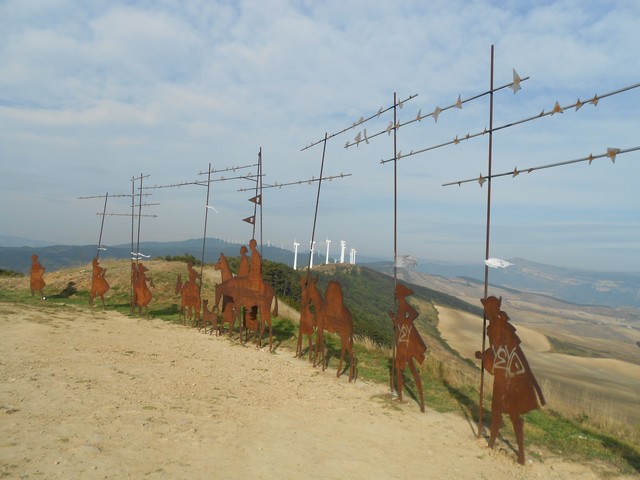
[340,240,347,263]
[309,240,316,269]
[325,238,331,264]
[293,239,300,270]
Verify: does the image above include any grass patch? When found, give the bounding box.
[547,336,606,359]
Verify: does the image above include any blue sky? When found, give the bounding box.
[1,0,638,271]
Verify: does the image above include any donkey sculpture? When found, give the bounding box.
[201,298,219,335]
[303,275,355,381]
[213,252,278,351]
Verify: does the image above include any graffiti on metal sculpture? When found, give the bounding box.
[175,261,201,326]
[475,295,546,465]
[388,283,427,412]
[89,257,110,307]
[302,275,355,381]
[30,255,46,299]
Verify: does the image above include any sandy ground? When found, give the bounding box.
[0,302,635,479]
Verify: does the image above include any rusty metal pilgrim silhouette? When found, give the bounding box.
[89,257,110,308]
[475,295,545,465]
[389,282,427,412]
[30,254,46,298]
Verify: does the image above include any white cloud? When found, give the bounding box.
[0,0,638,270]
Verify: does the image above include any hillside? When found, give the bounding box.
[368,258,640,308]
[1,258,639,473]
[0,238,296,274]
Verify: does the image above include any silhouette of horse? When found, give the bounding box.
[133,262,153,317]
[296,275,315,361]
[213,253,278,351]
[175,272,201,327]
[303,275,355,381]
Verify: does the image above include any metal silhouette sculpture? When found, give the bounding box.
[475,295,546,465]
[213,253,241,338]
[132,262,153,317]
[175,261,201,326]
[30,255,46,298]
[303,275,355,381]
[296,275,315,361]
[201,298,219,335]
[388,283,427,412]
[89,257,110,308]
[213,242,278,350]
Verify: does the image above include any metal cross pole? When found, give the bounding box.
[307,133,329,273]
[379,82,639,165]
[196,167,262,269]
[200,163,213,292]
[139,162,260,287]
[300,95,418,152]
[97,192,109,260]
[79,191,155,259]
[391,91,399,396]
[478,44,495,438]
[442,146,640,187]
[130,173,151,313]
[243,173,352,191]
[345,78,527,151]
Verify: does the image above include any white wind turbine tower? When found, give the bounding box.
[309,240,316,269]
[349,248,357,265]
[340,240,347,263]
[293,239,300,270]
[325,238,331,264]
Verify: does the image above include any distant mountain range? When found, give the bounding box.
[368,258,640,309]
[1,236,639,308]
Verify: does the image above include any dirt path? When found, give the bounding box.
[0,303,632,479]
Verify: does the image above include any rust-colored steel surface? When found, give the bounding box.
[29,255,46,298]
[213,253,240,338]
[296,275,315,360]
[388,283,427,412]
[89,257,110,307]
[175,261,201,327]
[213,242,278,350]
[201,298,219,335]
[303,275,355,381]
[132,262,153,317]
[475,295,546,465]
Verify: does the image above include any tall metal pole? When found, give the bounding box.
[200,163,212,294]
[135,173,144,271]
[478,44,495,438]
[307,133,328,272]
[259,149,263,260]
[96,192,108,260]
[130,178,136,313]
[391,92,398,395]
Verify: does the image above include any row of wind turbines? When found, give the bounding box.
[292,239,356,270]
